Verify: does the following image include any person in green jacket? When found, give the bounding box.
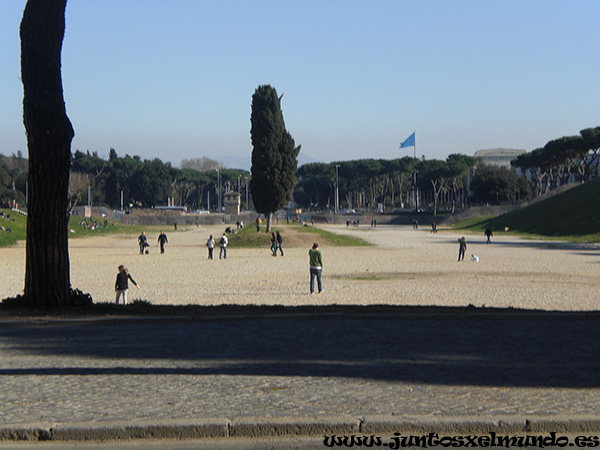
[308,242,323,294]
[270,232,278,256]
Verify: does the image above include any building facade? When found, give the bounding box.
[474,148,526,169]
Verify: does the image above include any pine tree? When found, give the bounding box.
[20,0,75,307]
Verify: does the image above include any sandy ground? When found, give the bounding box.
[1,224,599,311]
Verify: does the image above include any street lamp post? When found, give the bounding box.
[413,169,418,212]
[245,177,249,211]
[215,168,221,212]
[335,164,340,214]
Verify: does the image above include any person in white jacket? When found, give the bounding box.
[219,233,228,260]
[206,235,215,260]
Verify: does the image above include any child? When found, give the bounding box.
[115,265,141,305]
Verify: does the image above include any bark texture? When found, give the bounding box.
[20,0,74,307]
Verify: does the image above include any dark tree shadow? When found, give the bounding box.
[1,306,599,388]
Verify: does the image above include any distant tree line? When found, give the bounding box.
[294,154,487,214]
[512,127,600,197]
[5,125,598,215]
[0,152,28,207]
[69,149,250,211]
[294,126,600,213]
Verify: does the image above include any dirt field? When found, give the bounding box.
[1,224,599,311]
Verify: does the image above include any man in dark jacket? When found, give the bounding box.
[458,237,467,262]
[484,227,493,243]
[158,231,168,254]
[138,231,148,255]
[276,231,284,256]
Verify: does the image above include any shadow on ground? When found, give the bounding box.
[436,236,600,253]
[1,305,599,388]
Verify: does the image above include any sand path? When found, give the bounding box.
[1,224,599,310]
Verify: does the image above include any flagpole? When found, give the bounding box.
[400,130,418,212]
[413,130,418,212]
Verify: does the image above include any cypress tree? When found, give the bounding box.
[250,85,300,231]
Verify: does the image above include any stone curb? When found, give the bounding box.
[2,415,600,442]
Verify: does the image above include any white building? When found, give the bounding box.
[474,148,526,169]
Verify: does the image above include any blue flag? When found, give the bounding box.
[400,132,415,148]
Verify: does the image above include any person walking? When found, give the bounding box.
[138,231,148,255]
[270,232,278,256]
[206,235,215,260]
[255,216,262,233]
[309,242,323,294]
[115,265,140,305]
[276,230,284,256]
[157,231,168,254]
[484,227,493,243]
[219,233,228,259]
[458,237,467,262]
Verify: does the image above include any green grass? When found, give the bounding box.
[225,224,274,248]
[68,218,176,240]
[0,209,27,246]
[68,216,138,238]
[226,222,370,248]
[293,223,372,247]
[448,215,497,231]
[451,178,600,242]
[0,210,167,247]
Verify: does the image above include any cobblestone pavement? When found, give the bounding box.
[1,309,600,440]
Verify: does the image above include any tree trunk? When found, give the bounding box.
[21,0,74,307]
[266,213,272,233]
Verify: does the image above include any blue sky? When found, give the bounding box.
[2,1,599,170]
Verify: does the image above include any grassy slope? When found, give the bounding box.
[451,178,600,241]
[0,210,153,247]
[0,210,27,246]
